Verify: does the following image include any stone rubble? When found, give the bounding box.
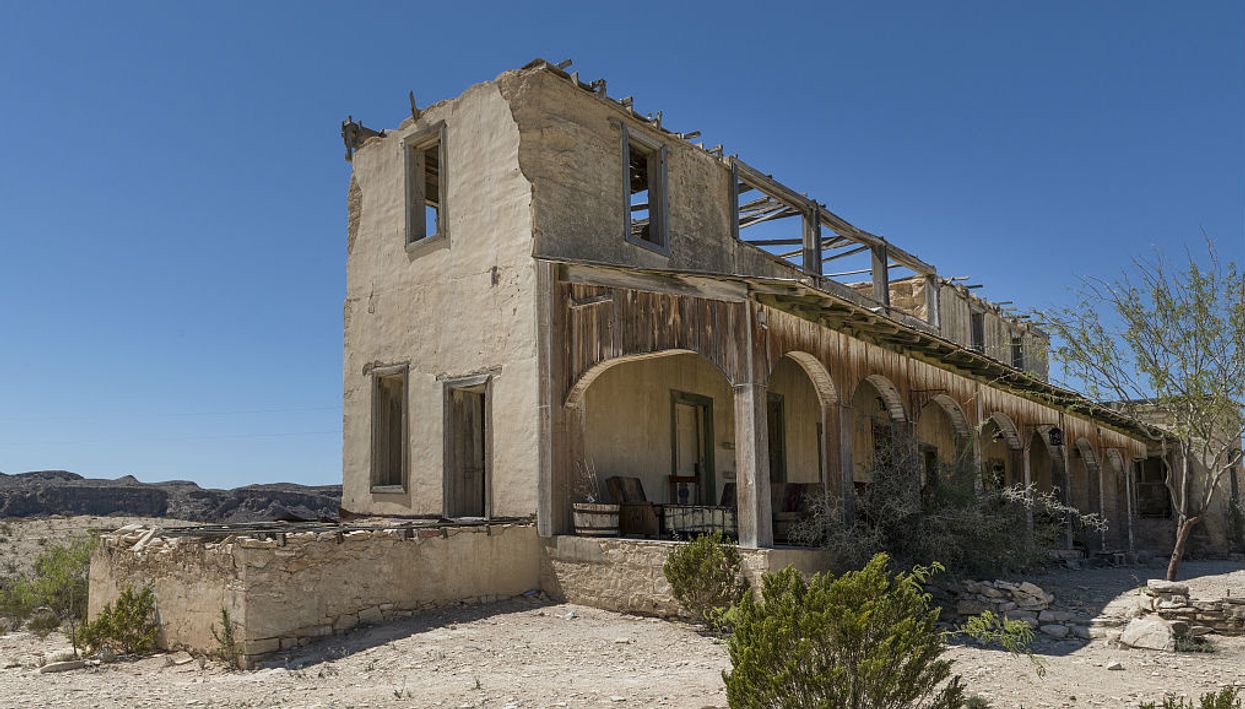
[935,578,1093,639]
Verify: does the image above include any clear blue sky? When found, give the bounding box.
[1,2,1241,488]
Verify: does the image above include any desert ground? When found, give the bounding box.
[0,517,1241,708]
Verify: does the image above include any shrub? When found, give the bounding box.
[211,607,241,669]
[1140,687,1241,709]
[77,585,159,656]
[663,531,749,630]
[792,433,1104,577]
[2,537,96,652]
[723,553,966,709]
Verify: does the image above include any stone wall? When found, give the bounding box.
[90,522,542,667]
[540,535,830,617]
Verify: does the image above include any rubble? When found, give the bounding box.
[935,578,1091,640]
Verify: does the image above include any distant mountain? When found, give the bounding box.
[0,470,341,523]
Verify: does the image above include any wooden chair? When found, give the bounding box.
[605,476,662,538]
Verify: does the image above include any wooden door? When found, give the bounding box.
[447,386,486,517]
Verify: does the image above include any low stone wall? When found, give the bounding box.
[90,522,542,666]
[540,535,830,617]
[1146,580,1245,637]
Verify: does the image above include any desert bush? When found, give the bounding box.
[1140,686,1241,709]
[792,433,1103,577]
[2,537,95,652]
[77,585,159,656]
[723,553,966,709]
[663,531,749,630]
[211,607,241,669]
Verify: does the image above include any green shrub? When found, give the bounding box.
[1,537,95,652]
[662,531,749,630]
[1140,686,1241,709]
[77,585,159,656]
[723,553,966,709]
[211,607,240,669]
[792,433,1103,577]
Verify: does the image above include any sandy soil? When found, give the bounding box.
[0,517,1240,708]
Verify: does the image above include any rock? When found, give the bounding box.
[1120,617,1176,651]
[1018,581,1045,598]
[1070,625,1091,639]
[1106,661,1124,670]
[164,651,194,666]
[1040,624,1070,638]
[1039,610,1071,623]
[957,600,990,616]
[1168,620,1190,637]
[39,660,85,673]
[1189,625,1213,637]
[1146,580,1189,596]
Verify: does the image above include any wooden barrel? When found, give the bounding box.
[572,503,620,537]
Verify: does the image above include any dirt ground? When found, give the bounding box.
[0,516,1241,708]
[0,515,183,577]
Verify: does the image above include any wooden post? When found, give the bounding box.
[802,206,823,276]
[839,403,856,522]
[1022,442,1034,539]
[871,244,890,308]
[924,274,941,330]
[733,383,773,548]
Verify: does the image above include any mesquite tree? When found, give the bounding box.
[1042,242,1244,580]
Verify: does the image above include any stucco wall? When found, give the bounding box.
[342,74,539,518]
[541,535,830,617]
[89,523,542,666]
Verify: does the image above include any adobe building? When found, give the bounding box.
[338,58,1176,552]
[88,59,1239,666]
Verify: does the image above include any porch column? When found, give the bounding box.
[1022,442,1034,537]
[1125,460,1135,554]
[1098,462,1108,552]
[821,403,842,497]
[839,402,856,521]
[733,383,773,548]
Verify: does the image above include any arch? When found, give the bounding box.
[1074,437,1099,469]
[566,349,723,408]
[1104,448,1126,472]
[855,374,907,422]
[773,351,838,407]
[982,412,1023,450]
[922,394,971,439]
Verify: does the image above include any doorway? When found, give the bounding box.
[445,378,489,518]
[670,391,714,505]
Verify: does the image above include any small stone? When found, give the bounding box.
[609,697,627,703]
[1106,661,1124,670]
[1189,625,1213,637]
[1146,580,1190,597]
[1040,624,1070,638]
[38,660,85,673]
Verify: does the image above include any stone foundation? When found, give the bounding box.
[540,535,830,617]
[89,521,542,667]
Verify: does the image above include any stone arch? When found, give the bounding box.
[982,412,1023,450]
[772,351,838,407]
[1074,437,1099,469]
[855,374,907,422]
[922,394,971,439]
[565,349,729,408]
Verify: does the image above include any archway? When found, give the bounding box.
[578,350,734,508]
[915,394,971,487]
[980,412,1023,488]
[1104,448,1130,551]
[849,374,906,484]
[767,352,837,542]
[1029,427,1061,494]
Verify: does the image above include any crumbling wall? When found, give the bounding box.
[89,523,542,667]
[540,535,829,617]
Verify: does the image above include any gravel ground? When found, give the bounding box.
[0,543,1240,708]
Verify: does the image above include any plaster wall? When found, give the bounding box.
[342,76,539,518]
[540,535,830,617]
[915,402,962,468]
[767,357,823,484]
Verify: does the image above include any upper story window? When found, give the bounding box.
[1010,336,1025,370]
[403,122,447,248]
[970,311,985,352]
[622,125,668,253]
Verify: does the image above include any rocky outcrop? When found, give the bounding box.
[0,470,340,523]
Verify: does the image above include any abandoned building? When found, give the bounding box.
[88,59,1240,665]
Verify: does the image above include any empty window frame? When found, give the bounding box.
[732,167,814,272]
[1010,336,1025,370]
[970,311,986,352]
[403,123,447,247]
[622,125,668,252]
[1134,456,1171,518]
[371,366,408,490]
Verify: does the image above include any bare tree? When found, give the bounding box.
[1041,241,1244,580]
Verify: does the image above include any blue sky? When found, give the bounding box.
[1,2,1241,488]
